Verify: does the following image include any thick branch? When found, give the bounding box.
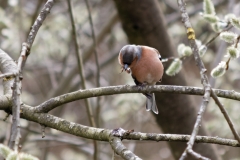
[34,85,240,113]
[1,84,240,112]
[17,105,240,148]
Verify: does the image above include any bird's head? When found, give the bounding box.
[118,45,142,73]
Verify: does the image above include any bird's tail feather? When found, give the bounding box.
[144,93,158,114]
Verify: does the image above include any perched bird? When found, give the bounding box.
[118,45,164,114]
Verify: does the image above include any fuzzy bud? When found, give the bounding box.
[0,144,39,160]
[211,22,229,32]
[6,151,17,160]
[211,23,220,32]
[230,17,240,30]
[211,61,227,78]
[177,44,192,57]
[203,0,215,15]
[177,43,185,56]
[0,144,12,158]
[182,46,192,57]
[224,13,236,22]
[166,59,182,76]
[227,46,240,59]
[220,31,238,43]
[203,14,218,23]
[19,153,39,160]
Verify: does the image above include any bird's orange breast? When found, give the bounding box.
[130,46,164,85]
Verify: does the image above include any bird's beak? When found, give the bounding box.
[124,64,129,71]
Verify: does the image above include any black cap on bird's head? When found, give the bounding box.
[119,45,142,71]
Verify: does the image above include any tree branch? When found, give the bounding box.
[47,12,118,99]
[83,1,100,158]
[211,89,240,143]
[17,105,240,148]
[3,104,239,159]
[84,0,100,88]
[21,0,55,70]
[7,0,55,151]
[1,84,240,112]
[109,135,142,160]
[0,49,18,95]
[33,85,240,113]
[67,0,96,128]
[8,74,21,150]
[67,1,97,159]
[176,0,240,159]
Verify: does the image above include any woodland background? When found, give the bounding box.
[0,0,239,160]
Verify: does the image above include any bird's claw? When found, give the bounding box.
[137,83,148,91]
[111,128,134,139]
[112,128,126,137]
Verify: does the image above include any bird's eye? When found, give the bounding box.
[158,55,162,61]
[123,62,131,66]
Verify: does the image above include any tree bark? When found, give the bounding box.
[113,0,220,159]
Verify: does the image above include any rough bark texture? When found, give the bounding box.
[113,0,220,159]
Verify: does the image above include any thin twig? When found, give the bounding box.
[21,0,55,70]
[67,0,96,128]
[109,135,142,160]
[67,1,97,159]
[177,0,213,159]
[205,25,233,47]
[179,85,211,160]
[8,75,21,150]
[8,44,27,150]
[68,52,119,92]
[30,0,44,27]
[178,0,240,149]
[83,0,100,87]
[187,149,210,160]
[47,12,118,99]
[166,0,225,25]
[83,0,101,127]
[8,0,55,151]
[208,0,234,86]
[83,1,100,158]
[211,89,240,143]
[177,0,240,158]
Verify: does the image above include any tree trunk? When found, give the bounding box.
[113,0,220,159]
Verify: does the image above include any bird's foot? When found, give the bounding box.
[111,128,134,139]
[137,83,148,91]
[112,128,126,137]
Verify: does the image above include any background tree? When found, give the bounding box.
[0,0,239,160]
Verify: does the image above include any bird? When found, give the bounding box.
[118,44,164,114]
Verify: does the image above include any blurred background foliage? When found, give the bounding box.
[0,0,239,159]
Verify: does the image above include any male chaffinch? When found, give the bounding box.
[118,45,164,114]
